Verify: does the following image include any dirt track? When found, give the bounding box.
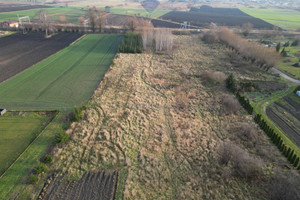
[0,32,82,83]
[40,171,118,200]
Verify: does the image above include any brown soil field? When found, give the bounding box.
[0,32,82,83]
[39,171,118,200]
[50,35,299,199]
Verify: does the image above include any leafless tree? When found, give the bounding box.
[242,23,253,36]
[155,28,173,52]
[96,9,106,32]
[126,15,139,32]
[88,7,97,32]
[38,9,51,37]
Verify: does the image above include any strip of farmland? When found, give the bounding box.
[0,34,123,110]
[0,32,82,83]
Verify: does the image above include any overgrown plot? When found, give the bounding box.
[0,34,123,110]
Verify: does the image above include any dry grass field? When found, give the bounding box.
[50,35,299,199]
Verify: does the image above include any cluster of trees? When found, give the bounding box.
[87,7,106,32]
[203,26,279,70]
[254,114,300,169]
[118,32,143,53]
[126,17,173,52]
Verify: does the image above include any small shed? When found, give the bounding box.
[0,108,7,116]
[296,91,300,97]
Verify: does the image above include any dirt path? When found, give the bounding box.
[271,68,300,84]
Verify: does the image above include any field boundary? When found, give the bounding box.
[0,33,84,85]
[0,111,58,179]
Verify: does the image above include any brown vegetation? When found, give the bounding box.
[223,95,239,115]
[48,35,299,199]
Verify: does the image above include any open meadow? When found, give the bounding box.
[277,46,300,80]
[240,8,300,30]
[0,34,123,110]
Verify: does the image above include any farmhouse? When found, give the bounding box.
[0,108,7,116]
[0,21,19,28]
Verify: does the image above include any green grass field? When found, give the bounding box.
[277,46,300,80]
[0,34,123,110]
[103,8,170,18]
[0,112,53,175]
[0,112,60,200]
[0,7,85,24]
[240,8,300,30]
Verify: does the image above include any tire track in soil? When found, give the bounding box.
[41,171,118,200]
[35,35,107,100]
[140,55,194,198]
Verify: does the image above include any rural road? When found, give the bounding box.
[271,68,300,84]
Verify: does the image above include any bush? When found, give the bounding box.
[223,95,239,115]
[202,31,218,44]
[55,130,69,144]
[201,71,226,84]
[42,155,53,164]
[72,106,83,122]
[270,175,300,200]
[29,174,39,184]
[34,163,47,174]
[226,74,236,92]
[118,32,143,53]
[237,123,257,147]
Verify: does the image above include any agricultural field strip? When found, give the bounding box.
[0,32,82,83]
[0,112,57,178]
[252,86,300,156]
[0,34,123,110]
[0,113,60,199]
[240,8,300,30]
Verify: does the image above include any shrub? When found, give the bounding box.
[34,163,47,174]
[29,174,39,184]
[55,130,69,144]
[118,32,143,53]
[237,123,257,147]
[201,71,226,84]
[42,155,53,164]
[223,95,239,115]
[276,43,281,52]
[226,74,236,92]
[72,106,83,122]
[270,175,300,200]
[202,31,218,44]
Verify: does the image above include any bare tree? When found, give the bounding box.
[126,15,139,32]
[88,7,97,32]
[242,23,253,36]
[38,9,51,37]
[155,28,173,52]
[96,9,106,32]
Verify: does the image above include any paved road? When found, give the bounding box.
[271,68,300,84]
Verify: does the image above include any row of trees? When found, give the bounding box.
[218,27,279,70]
